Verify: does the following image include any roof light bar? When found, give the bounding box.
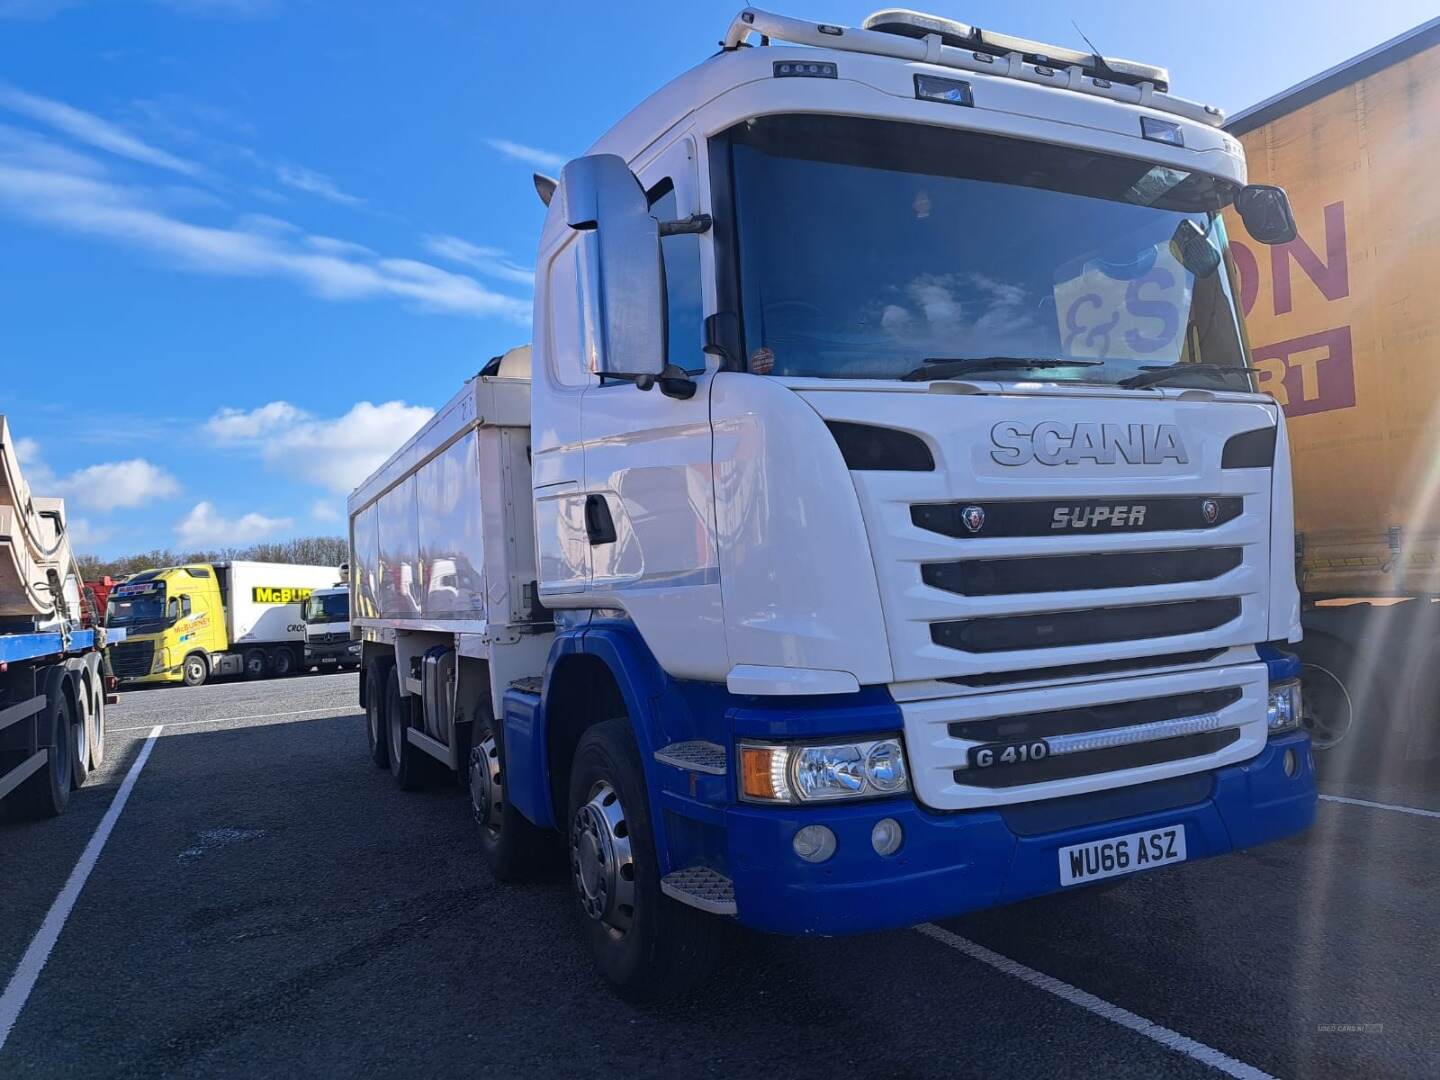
[862,9,1169,92]
[720,8,1222,127]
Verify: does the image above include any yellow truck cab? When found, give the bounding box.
[105,560,339,686]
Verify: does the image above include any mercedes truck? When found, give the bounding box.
[106,560,338,686]
[350,7,1317,997]
[304,567,359,671]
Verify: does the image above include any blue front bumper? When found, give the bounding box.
[723,732,1315,936]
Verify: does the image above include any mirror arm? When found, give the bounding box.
[658,213,712,237]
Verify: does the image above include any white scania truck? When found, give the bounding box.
[350,8,1316,997]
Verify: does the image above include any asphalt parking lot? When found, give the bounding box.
[1,676,1435,1079]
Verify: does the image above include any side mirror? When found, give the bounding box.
[1235,184,1297,245]
[561,153,665,382]
[1169,219,1220,278]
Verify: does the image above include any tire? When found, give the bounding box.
[385,666,430,790]
[364,663,389,768]
[11,680,75,819]
[469,716,551,880]
[70,674,91,789]
[243,648,269,680]
[1300,637,1382,777]
[271,647,296,678]
[182,653,209,688]
[567,719,722,1001]
[88,664,106,771]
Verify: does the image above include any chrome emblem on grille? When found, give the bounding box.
[1201,498,1220,524]
[962,505,986,533]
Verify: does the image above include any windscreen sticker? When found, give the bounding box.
[1053,242,1190,360]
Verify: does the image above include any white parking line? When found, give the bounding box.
[109,706,357,733]
[0,725,163,1051]
[916,923,1275,1080]
[1319,793,1440,819]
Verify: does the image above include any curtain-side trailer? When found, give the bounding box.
[1225,16,1440,775]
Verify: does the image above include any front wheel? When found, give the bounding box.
[182,653,209,688]
[568,719,722,1001]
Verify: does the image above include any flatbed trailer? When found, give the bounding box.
[0,621,119,819]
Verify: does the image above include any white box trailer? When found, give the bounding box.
[221,561,341,646]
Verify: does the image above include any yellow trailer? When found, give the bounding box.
[1225,17,1440,770]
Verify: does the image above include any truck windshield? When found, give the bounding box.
[305,593,349,622]
[105,582,166,628]
[726,114,1253,390]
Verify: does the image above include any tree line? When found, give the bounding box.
[77,536,349,582]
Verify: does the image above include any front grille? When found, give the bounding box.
[954,729,1241,788]
[109,640,155,678]
[922,547,1243,597]
[931,598,1242,653]
[947,688,1242,742]
[942,649,1225,688]
[912,495,1242,539]
[311,632,351,645]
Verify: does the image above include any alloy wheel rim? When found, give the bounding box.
[569,780,636,938]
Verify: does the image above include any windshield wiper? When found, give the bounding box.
[900,357,1104,382]
[1119,363,1259,389]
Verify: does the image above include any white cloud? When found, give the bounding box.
[311,499,341,523]
[176,501,291,546]
[484,137,566,172]
[13,435,41,465]
[205,400,307,441]
[0,151,532,322]
[275,163,363,207]
[55,459,181,511]
[204,399,433,494]
[422,234,534,287]
[0,85,201,176]
[67,517,112,548]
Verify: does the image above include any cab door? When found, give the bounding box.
[578,134,725,672]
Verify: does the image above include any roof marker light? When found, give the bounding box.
[774,59,837,78]
[1141,116,1184,146]
[914,73,973,107]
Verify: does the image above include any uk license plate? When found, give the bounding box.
[1058,825,1186,886]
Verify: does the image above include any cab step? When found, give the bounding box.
[653,740,726,776]
[660,866,737,915]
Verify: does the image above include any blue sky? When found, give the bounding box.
[1,0,1433,558]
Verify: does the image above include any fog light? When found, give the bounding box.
[793,824,836,863]
[871,817,903,856]
[1283,749,1299,778]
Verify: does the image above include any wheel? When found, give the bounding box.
[1299,637,1382,777]
[70,675,91,788]
[243,648,268,680]
[568,719,722,1001]
[271,647,296,678]
[87,664,105,771]
[470,718,551,880]
[385,666,430,790]
[182,653,209,688]
[11,680,75,818]
[364,662,389,768]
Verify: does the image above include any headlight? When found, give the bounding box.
[348,642,361,653]
[1268,679,1302,734]
[739,737,909,803]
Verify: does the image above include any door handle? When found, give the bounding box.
[584,494,617,546]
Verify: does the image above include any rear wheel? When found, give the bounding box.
[364,663,389,768]
[385,667,429,790]
[182,653,209,688]
[470,719,551,880]
[568,719,722,1001]
[243,648,268,680]
[271,647,296,677]
[70,676,91,788]
[87,665,106,771]
[12,685,74,819]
